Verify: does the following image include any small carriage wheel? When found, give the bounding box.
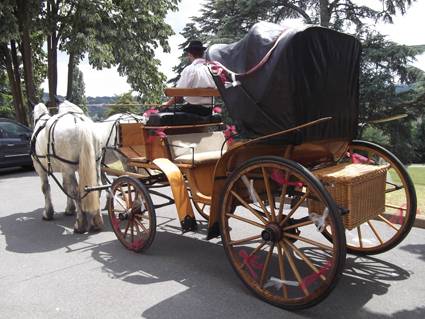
[323,140,417,255]
[192,200,211,221]
[108,176,156,252]
[220,156,346,310]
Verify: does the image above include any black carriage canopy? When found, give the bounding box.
[206,21,361,143]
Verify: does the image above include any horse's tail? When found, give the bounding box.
[78,125,100,214]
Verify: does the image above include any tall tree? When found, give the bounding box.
[41,0,179,108]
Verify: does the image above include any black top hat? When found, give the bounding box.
[183,40,207,53]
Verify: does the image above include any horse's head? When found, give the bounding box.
[33,103,50,126]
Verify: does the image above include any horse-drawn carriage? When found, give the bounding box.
[34,22,417,310]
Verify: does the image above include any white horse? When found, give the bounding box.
[94,112,146,172]
[31,101,103,233]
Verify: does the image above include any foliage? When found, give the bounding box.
[105,92,140,117]
[68,66,87,112]
[413,117,425,163]
[360,125,391,146]
[53,0,180,101]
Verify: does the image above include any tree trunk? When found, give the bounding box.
[17,0,38,108]
[319,0,331,27]
[47,1,59,110]
[47,33,58,109]
[10,41,28,126]
[0,44,26,125]
[66,51,75,100]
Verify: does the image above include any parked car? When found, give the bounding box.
[0,117,33,169]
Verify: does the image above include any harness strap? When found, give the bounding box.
[31,112,95,201]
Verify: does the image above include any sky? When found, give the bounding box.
[42,0,425,98]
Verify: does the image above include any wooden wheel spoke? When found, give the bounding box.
[229,234,262,246]
[127,184,133,206]
[131,219,134,242]
[283,220,313,231]
[226,213,264,229]
[262,167,276,222]
[385,203,407,211]
[357,226,363,248]
[283,242,309,296]
[241,175,272,221]
[284,239,326,281]
[284,233,333,251]
[123,220,131,238]
[367,220,384,244]
[230,190,267,224]
[378,214,400,231]
[120,186,130,208]
[280,191,309,227]
[133,218,141,235]
[134,218,148,232]
[277,172,290,221]
[260,243,275,288]
[276,242,288,298]
[114,195,128,210]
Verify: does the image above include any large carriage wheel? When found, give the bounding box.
[108,176,156,252]
[220,156,346,310]
[330,140,417,255]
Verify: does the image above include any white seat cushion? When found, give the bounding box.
[167,131,227,165]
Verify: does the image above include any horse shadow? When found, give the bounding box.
[86,223,413,319]
[400,244,425,262]
[0,208,112,253]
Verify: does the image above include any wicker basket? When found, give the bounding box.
[309,163,389,230]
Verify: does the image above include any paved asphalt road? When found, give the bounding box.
[1,167,424,319]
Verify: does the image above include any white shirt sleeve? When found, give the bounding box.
[176,66,193,88]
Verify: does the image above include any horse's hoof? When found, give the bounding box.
[88,225,103,233]
[74,220,87,234]
[42,213,54,221]
[73,226,86,234]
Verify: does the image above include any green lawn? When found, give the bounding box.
[389,166,424,215]
[408,166,425,215]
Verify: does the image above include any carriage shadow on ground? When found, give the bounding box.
[85,215,416,319]
[0,208,421,318]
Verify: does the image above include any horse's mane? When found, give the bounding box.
[58,100,85,114]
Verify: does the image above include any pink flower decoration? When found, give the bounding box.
[300,259,333,290]
[347,152,374,164]
[224,124,237,144]
[143,108,159,118]
[111,216,120,231]
[209,64,228,84]
[390,203,405,225]
[147,128,166,143]
[271,169,303,187]
[129,239,144,251]
[239,249,264,279]
[213,105,222,113]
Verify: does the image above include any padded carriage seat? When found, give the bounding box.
[167,131,227,165]
[146,112,222,126]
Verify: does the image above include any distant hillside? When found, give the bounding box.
[87,96,117,105]
[41,93,117,120]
